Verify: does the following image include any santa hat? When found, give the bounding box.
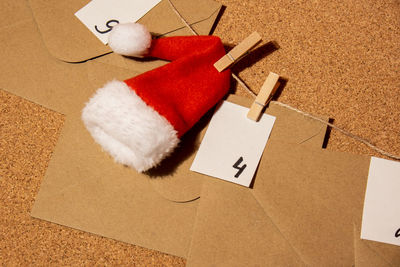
[82,23,231,172]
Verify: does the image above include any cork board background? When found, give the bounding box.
[1,0,399,265]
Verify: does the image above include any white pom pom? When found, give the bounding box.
[108,23,152,57]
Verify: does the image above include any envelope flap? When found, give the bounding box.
[138,0,221,36]
[29,0,109,62]
[166,0,221,24]
[29,0,221,62]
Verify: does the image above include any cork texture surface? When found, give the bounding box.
[1,0,399,265]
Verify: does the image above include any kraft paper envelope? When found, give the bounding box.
[188,142,357,266]
[249,142,400,266]
[1,0,220,104]
[28,0,222,63]
[0,1,178,112]
[31,59,330,258]
[186,111,327,266]
[0,7,151,115]
[30,62,198,258]
[189,140,400,265]
[31,110,199,258]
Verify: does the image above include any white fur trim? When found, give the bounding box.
[82,80,179,172]
[108,23,151,57]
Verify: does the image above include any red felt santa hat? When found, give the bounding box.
[82,23,231,172]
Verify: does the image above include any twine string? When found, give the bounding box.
[272,102,400,160]
[166,0,400,161]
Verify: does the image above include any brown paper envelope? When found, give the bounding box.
[28,0,222,63]
[186,103,328,266]
[30,110,198,258]
[30,62,198,258]
[251,142,400,265]
[0,0,215,113]
[250,142,373,266]
[0,18,148,116]
[146,94,328,202]
[30,59,329,258]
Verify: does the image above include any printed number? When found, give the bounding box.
[233,157,247,178]
[95,19,119,34]
[395,228,400,238]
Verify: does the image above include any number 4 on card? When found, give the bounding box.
[233,157,247,178]
[190,101,276,187]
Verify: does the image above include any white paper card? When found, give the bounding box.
[190,101,275,187]
[361,157,400,246]
[75,0,161,44]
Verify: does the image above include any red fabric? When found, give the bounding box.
[124,36,231,137]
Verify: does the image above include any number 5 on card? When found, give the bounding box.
[190,101,276,187]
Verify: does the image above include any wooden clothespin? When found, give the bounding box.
[247,72,280,121]
[214,32,262,72]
